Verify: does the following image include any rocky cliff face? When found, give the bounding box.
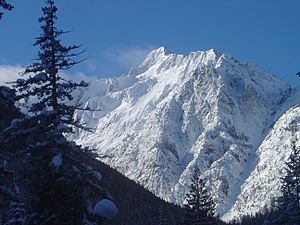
[70,47,294,220]
[222,103,300,221]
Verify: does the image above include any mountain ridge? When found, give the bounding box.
[70,47,295,221]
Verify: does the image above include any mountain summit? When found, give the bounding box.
[71,47,294,221]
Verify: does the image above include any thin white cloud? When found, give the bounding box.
[103,46,154,68]
[0,65,23,85]
[0,65,94,86]
[81,46,155,76]
[0,46,154,84]
[61,71,96,82]
[85,58,102,73]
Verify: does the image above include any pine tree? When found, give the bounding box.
[281,139,300,223]
[13,0,88,139]
[24,142,106,225]
[0,0,13,19]
[158,205,168,225]
[0,1,108,224]
[183,167,216,225]
[0,86,21,131]
[266,137,300,225]
[4,184,27,225]
[277,138,300,225]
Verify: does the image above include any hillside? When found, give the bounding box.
[80,153,186,225]
[222,104,300,221]
[0,88,186,225]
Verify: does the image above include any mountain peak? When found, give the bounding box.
[143,46,171,64]
[146,47,221,63]
[129,47,224,77]
[128,47,171,76]
[72,48,292,222]
[150,46,171,56]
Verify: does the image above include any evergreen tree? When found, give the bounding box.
[13,0,88,138]
[4,184,27,225]
[24,140,106,225]
[158,205,168,225]
[279,138,300,224]
[183,167,216,225]
[0,0,13,19]
[0,86,21,131]
[0,1,108,224]
[266,138,300,225]
[280,139,300,224]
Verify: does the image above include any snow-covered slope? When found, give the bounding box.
[222,104,300,221]
[71,47,292,220]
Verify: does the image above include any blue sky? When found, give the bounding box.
[0,0,299,85]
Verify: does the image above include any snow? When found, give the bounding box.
[93,199,118,220]
[83,164,93,172]
[222,105,300,222]
[7,119,23,129]
[0,86,12,97]
[32,72,47,82]
[41,110,56,116]
[69,47,295,221]
[50,152,63,168]
[79,80,88,87]
[91,171,102,182]
[55,124,69,133]
[16,78,25,84]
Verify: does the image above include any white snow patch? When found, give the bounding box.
[50,153,63,168]
[93,199,118,220]
[92,171,102,182]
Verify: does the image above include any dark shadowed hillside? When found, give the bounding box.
[79,153,186,225]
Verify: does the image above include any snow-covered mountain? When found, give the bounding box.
[222,103,300,221]
[70,47,298,221]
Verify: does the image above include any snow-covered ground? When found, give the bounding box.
[70,47,298,221]
[222,105,300,221]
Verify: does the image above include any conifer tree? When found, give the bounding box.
[183,167,216,225]
[0,87,21,130]
[281,139,300,222]
[270,138,300,225]
[13,0,88,139]
[0,0,13,19]
[158,205,168,225]
[264,134,300,225]
[1,1,108,224]
[4,184,27,225]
